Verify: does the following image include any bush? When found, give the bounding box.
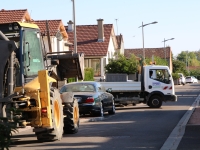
[67,78,76,83]
[105,54,138,74]
[172,73,179,79]
[84,68,94,81]
[0,108,19,150]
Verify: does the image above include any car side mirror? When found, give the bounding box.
[106,88,112,93]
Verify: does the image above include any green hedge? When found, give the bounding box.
[84,68,94,81]
[172,73,179,79]
[67,68,94,83]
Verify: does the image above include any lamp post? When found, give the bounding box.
[138,21,158,61]
[72,0,77,53]
[162,38,174,61]
[71,0,78,82]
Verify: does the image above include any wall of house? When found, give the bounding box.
[101,36,116,78]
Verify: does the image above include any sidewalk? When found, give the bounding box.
[177,106,200,150]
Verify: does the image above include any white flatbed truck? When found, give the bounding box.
[100,65,177,108]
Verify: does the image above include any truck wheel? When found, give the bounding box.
[36,88,64,141]
[108,100,115,115]
[148,95,162,108]
[63,98,79,134]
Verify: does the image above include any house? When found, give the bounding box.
[124,47,173,72]
[34,20,70,53]
[0,9,32,23]
[65,19,124,80]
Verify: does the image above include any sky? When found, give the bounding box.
[1,0,200,57]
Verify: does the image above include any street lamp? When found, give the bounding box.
[71,0,78,82]
[72,0,77,53]
[162,38,174,61]
[138,21,158,61]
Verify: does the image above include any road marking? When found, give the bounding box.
[160,94,200,150]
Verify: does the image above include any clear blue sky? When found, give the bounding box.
[1,0,200,56]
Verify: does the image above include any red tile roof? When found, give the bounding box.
[0,9,31,23]
[34,20,68,40]
[66,24,113,56]
[124,47,171,59]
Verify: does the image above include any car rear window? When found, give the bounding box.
[186,77,191,79]
[60,84,95,92]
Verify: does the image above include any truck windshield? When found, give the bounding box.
[23,29,44,77]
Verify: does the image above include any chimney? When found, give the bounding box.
[97,19,104,42]
[67,20,74,32]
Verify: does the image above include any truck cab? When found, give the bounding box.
[144,65,176,107]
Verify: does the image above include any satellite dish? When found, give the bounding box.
[56,31,63,41]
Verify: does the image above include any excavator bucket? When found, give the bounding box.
[47,51,84,80]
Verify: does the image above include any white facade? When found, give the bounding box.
[42,36,68,53]
[98,35,116,80]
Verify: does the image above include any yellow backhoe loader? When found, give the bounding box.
[0,22,84,141]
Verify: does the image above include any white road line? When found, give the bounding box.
[160,94,200,150]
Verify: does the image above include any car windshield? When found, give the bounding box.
[60,84,95,93]
[186,76,191,79]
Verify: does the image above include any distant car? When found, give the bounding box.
[178,73,186,85]
[185,76,198,83]
[60,81,115,117]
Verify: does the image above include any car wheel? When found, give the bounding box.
[108,100,115,115]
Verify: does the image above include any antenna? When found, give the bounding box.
[115,19,118,35]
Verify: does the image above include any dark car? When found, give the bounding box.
[60,81,115,117]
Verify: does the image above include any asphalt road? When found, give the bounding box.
[10,83,200,150]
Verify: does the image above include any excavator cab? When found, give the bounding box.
[0,22,45,89]
[0,22,83,141]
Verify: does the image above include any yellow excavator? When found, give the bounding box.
[0,22,84,141]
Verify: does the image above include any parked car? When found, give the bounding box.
[178,73,186,85]
[185,76,198,83]
[60,81,115,117]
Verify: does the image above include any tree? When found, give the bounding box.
[172,60,188,75]
[145,56,168,66]
[105,54,138,74]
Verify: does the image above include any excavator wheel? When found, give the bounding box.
[63,98,79,134]
[35,88,64,141]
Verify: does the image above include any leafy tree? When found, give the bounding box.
[177,51,187,62]
[105,54,138,74]
[172,60,188,75]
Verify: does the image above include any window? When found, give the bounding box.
[60,84,95,93]
[23,29,45,77]
[149,69,170,84]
